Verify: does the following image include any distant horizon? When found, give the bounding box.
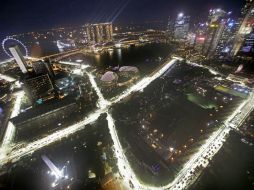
[0,0,244,37]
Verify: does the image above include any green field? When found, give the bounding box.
[187,93,218,109]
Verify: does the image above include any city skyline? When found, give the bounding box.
[0,0,244,37]
[0,1,253,190]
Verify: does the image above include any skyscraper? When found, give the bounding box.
[32,59,55,79]
[9,45,29,74]
[214,18,241,58]
[231,0,254,56]
[9,46,57,105]
[167,16,174,40]
[193,23,208,54]
[24,74,55,104]
[202,9,227,57]
[85,23,113,44]
[174,13,190,40]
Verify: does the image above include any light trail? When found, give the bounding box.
[106,113,142,189]
[107,92,254,190]
[85,71,110,109]
[112,58,178,103]
[0,110,102,165]
[0,74,16,82]
[1,91,24,147]
[0,58,178,166]
[107,58,254,190]
[59,61,82,67]
[1,57,253,190]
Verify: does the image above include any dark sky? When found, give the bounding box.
[0,0,245,36]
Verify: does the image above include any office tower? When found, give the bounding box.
[9,45,29,74]
[32,59,55,79]
[214,19,241,57]
[193,23,208,54]
[9,45,57,104]
[203,9,227,57]
[174,13,190,40]
[208,9,226,23]
[85,23,113,44]
[24,74,55,104]
[105,24,113,42]
[43,58,55,79]
[33,61,48,75]
[194,36,206,53]
[167,16,174,40]
[231,0,254,56]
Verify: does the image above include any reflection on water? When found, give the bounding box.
[85,43,174,72]
[0,39,60,60]
[116,48,122,62]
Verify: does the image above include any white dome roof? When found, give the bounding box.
[119,66,139,73]
[100,71,118,82]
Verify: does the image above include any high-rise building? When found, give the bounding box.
[208,9,227,23]
[167,16,174,40]
[174,13,190,40]
[202,9,227,57]
[193,23,208,54]
[85,23,113,44]
[9,45,29,74]
[24,74,55,104]
[194,36,206,53]
[9,46,57,105]
[214,18,241,57]
[231,0,254,55]
[32,59,55,79]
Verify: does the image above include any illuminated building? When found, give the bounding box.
[56,39,75,52]
[11,96,79,141]
[167,16,174,40]
[85,23,113,44]
[24,74,55,104]
[231,0,254,55]
[32,59,55,79]
[174,13,190,40]
[238,32,254,59]
[197,9,242,58]
[194,36,206,53]
[203,9,227,57]
[214,18,241,58]
[187,33,196,46]
[9,45,57,104]
[26,58,57,104]
[193,23,208,54]
[9,45,29,74]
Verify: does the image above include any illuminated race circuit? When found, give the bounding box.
[0,57,253,190]
[0,58,179,165]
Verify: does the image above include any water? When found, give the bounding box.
[2,40,253,190]
[0,42,174,190]
[0,37,60,60]
[66,43,174,72]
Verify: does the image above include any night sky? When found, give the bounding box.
[1,0,245,36]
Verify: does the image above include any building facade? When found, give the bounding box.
[85,23,113,44]
[24,74,55,103]
[9,45,29,74]
[174,13,190,40]
[231,0,254,56]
